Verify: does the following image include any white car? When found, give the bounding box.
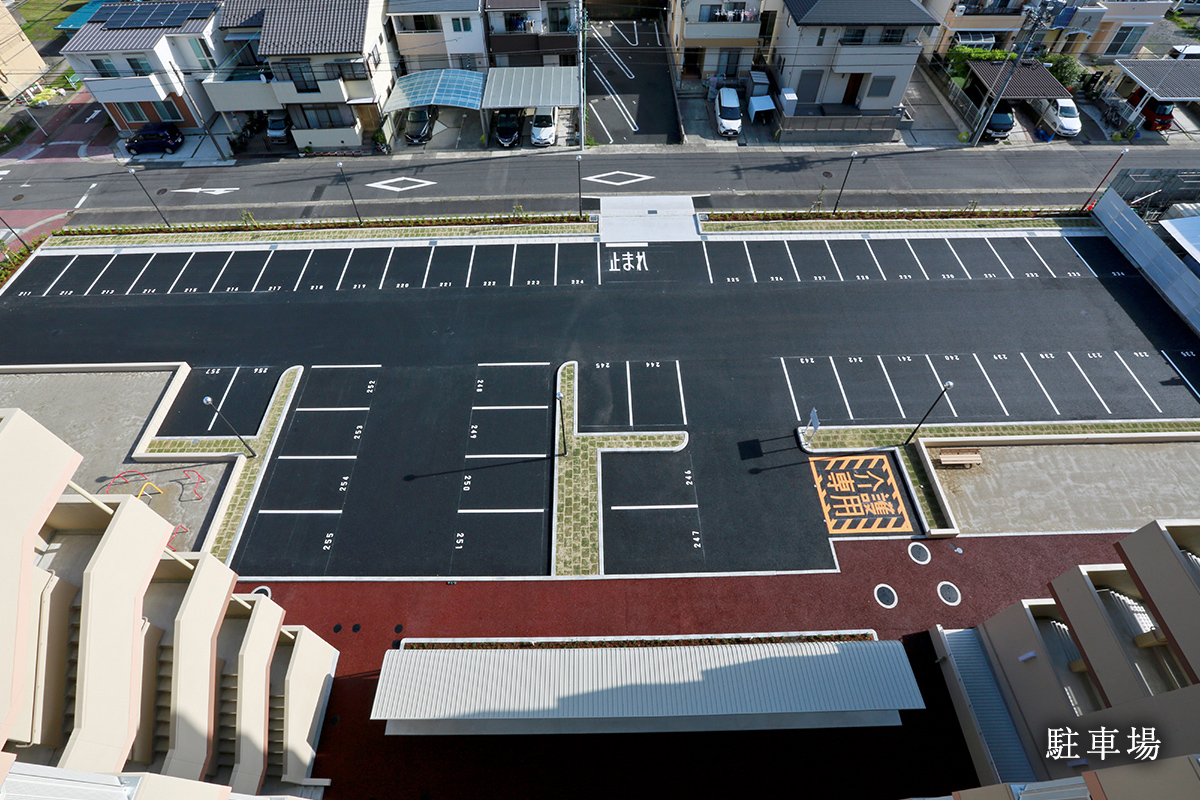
[530,107,557,147]
[1027,97,1081,138]
[715,87,742,138]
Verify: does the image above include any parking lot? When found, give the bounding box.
[586,21,681,145]
[4,229,1199,578]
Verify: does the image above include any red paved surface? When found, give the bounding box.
[239,529,1129,799]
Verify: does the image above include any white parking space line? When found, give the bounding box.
[980,240,1013,279]
[477,361,552,367]
[588,60,638,131]
[277,455,357,460]
[125,253,155,296]
[780,357,800,420]
[905,240,930,280]
[596,242,602,284]
[335,249,353,291]
[1068,352,1112,414]
[588,101,614,143]
[41,256,77,297]
[743,241,758,283]
[84,254,117,296]
[259,509,342,515]
[829,357,853,419]
[973,353,1009,416]
[473,405,550,410]
[945,241,973,279]
[250,250,274,292]
[379,248,394,290]
[553,243,559,286]
[464,453,547,459]
[654,20,661,45]
[611,504,699,511]
[296,406,371,412]
[676,360,689,425]
[465,245,476,287]
[421,247,435,289]
[702,241,713,283]
[824,242,845,281]
[1024,238,1055,277]
[626,360,634,425]
[590,25,635,78]
[208,367,241,431]
[311,364,383,369]
[1062,238,1099,277]
[612,21,638,46]
[209,252,233,293]
[508,245,517,287]
[784,241,801,281]
[924,355,958,416]
[166,252,195,294]
[1020,352,1060,415]
[292,250,315,292]
[1162,351,1200,401]
[1114,351,1162,413]
[865,242,887,280]
[457,508,544,514]
[877,356,905,417]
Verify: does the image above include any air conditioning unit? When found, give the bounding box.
[955,4,966,13]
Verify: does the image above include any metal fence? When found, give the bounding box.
[1108,168,1200,218]
[919,54,983,131]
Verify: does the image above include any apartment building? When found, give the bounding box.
[484,0,578,67]
[0,408,338,797]
[0,3,49,101]
[387,0,487,72]
[933,519,1200,787]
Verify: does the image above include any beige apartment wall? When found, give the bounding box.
[280,627,338,785]
[1049,567,1148,708]
[229,596,284,795]
[1116,521,1200,683]
[0,5,48,97]
[0,410,83,750]
[129,621,164,766]
[11,568,78,748]
[162,555,236,782]
[60,498,174,773]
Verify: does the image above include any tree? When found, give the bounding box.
[1045,53,1084,88]
[946,45,1015,80]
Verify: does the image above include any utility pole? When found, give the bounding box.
[572,0,588,150]
[970,0,1063,147]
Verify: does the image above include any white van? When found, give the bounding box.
[1170,45,1200,60]
[715,87,742,138]
[1026,96,1081,137]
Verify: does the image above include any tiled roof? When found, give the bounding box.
[967,60,1071,100]
[220,0,268,28]
[782,0,935,27]
[387,0,479,13]
[62,13,210,54]
[258,0,371,56]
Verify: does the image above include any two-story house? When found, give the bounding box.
[768,0,938,112]
[61,2,227,136]
[387,0,488,72]
[667,0,782,81]
[485,0,577,67]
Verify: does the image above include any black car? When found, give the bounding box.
[964,82,1014,140]
[492,109,524,147]
[125,122,184,156]
[403,105,438,145]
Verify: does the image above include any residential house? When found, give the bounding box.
[484,0,578,67]
[667,0,783,81]
[60,2,227,135]
[0,3,49,101]
[388,0,488,73]
[767,0,938,112]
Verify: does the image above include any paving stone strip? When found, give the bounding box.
[553,361,686,576]
[145,365,301,562]
[701,217,1097,233]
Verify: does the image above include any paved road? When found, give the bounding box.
[5,146,1200,229]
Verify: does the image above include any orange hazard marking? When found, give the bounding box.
[810,454,912,534]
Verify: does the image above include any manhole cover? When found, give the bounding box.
[333,623,342,633]
[938,581,962,606]
[12,194,23,201]
[156,188,168,195]
[352,623,361,633]
[874,584,898,609]
[908,542,931,565]
[822,172,833,179]
[394,624,404,633]
[251,585,272,598]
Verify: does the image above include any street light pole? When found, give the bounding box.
[203,396,257,458]
[0,210,31,252]
[556,391,568,456]
[833,151,857,213]
[576,154,583,218]
[904,381,953,446]
[1081,147,1129,212]
[128,168,171,228]
[337,161,363,225]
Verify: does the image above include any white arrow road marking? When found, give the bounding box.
[75,183,98,209]
[170,187,240,195]
[365,176,437,193]
[85,110,102,123]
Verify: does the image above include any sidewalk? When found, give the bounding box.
[1,86,117,164]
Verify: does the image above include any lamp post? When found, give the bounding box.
[0,210,31,252]
[337,161,363,225]
[904,381,953,446]
[833,150,857,213]
[128,168,171,228]
[576,155,583,218]
[556,391,568,456]
[203,396,257,458]
[1081,147,1129,212]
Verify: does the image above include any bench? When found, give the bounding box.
[938,447,983,468]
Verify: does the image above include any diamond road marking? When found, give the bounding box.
[583,171,654,187]
[365,176,438,193]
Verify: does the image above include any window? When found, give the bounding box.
[504,12,531,31]
[548,6,570,32]
[451,16,472,32]
[816,27,826,46]
[409,14,441,31]
[284,60,319,92]
[91,58,119,78]
[117,101,147,122]
[1105,25,1146,56]
[881,28,904,44]
[371,45,381,67]
[150,100,183,121]
[457,54,476,70]
[842,27,866,45]
[699,5,720,21]
[325,60,369,80]
[867,75,895,97]
[299,103,353,129]
[127,56,153,76]
[188,38,215,69]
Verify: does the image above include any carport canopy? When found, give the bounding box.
[481,66,580,110]
[966,59,1071,100]
[381,69,485,114]
[1116,58,1200,102]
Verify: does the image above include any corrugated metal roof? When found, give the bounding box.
[258,0,370,56]
[782,0,935,27]
[62,14,210,54]
[481,66,579,109]
[371,639,924,729]
[966,60,1071,100]
[55,0,106,32]
[382,68,485,112]
[1117,58,1200,102]
[388,0,479,13]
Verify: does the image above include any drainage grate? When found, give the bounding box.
[938,581,962,606]
[874,584,898,609]
[908,542,931,565]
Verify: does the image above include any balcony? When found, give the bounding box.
[833,35,922,72]
[84,70,183,103]
[684,19,760,41]
[202,64,283,113]
[291,120,363,150]
[272,77,348,105]
[956,0,1026,14]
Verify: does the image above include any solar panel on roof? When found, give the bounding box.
[88,4,120,22]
